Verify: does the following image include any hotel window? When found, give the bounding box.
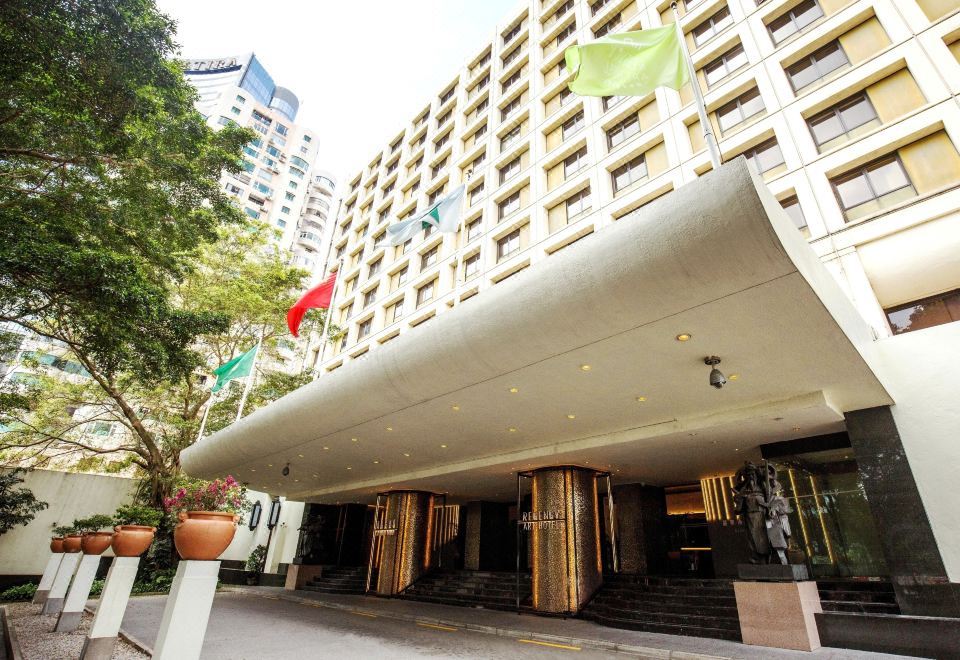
[440,86,456,105]
[358,318,373,339]
[830,156,915,221]
[464,252,481,278]
[606,114,640,149]
[421,246,439,270]
[469,182,485,206]
[563,146,589,178]
[386,160,398,175]
[400,238,412,254]
[473,98,489,117]
[786,41,848,92]
[562,110,585,140]
[382,182,395,195]
[474,123,488,140]
[741,138,784,175]
[388,299,404,323]
[374,231,386,248]
[499,156,521,184]
[807,93,878,151]
[780,195,808,233]
[368,258,382,278]
[501,124,522,150]
[768,0,823,45]
[477,51,491,68]
[565,188,592,220]
[885,289,960,335]
[437,109,452,127]
[503,43,524,67]
[703,45,748,87]
[498,190,521,219]
[284,191,295,201]
[236,94,246,103]
[503,21,523,45]
[590,0,611,15]
[594,12,621,38]
[556,21,576,46]
[392,265,409,289]
[546,0,575,27]
[497,229,521,261]
[416,280,436,306]
[602,96,626,112]
[612,154,647,193]
[336,244,346,259]
[428,187,445,205]
[363,286,378,308]
[471,75,490,98]
[435,133,450,151]
[379,206,392,223]
[432,157,448,179]
[692,7,732,47]
[716,88,765,134]
[391,138,402,154]
[501,96,522,121]
[502,69,523,93]
[467,217,483,240]
[345,276,357,295]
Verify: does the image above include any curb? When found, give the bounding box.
[82,605,154,656]
[1,606,24,660]
[223,587,732,660]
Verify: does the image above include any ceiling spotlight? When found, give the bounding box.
[729,374,740,381]
[509,387,519,393]
[567,414,576,420]
[451,405,460,411]
[580,365,591,371]
[676,333,692,342]
[704,356,727,389]
[508,427,517,432]
[282,464,290,477]
[440,444,447,448]
[636,396,647,402]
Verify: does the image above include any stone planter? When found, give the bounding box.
[81,531,115,555]
[112,525,156,557]
[50,537,65,553]
[63,534,83,553]
[173,511,239,560]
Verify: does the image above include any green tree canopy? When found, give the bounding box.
[0,468,48,536]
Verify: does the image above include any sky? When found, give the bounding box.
[156,0,519,185]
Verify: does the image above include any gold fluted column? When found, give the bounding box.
[529,466,603,614]
[375,491,435,596]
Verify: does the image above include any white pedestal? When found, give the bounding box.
[80,556,140,660]
[42,551,81,615]
[152,560,221,660]
[55,553,101,631]
[734,580,822,651]
[33,553,64,605]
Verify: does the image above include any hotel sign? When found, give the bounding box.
[184,57,241,73]
[373,518,399,536]
[519,510,565,530]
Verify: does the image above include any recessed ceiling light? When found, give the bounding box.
[250,468,256,472]
[793,427,801,432]
[508,427,517,432]
[567,414,576,419]
[312,474,318,478]
[403,453,410,457]
[298,454,304,458]
[636,396,647,402]
[373,460,379,464]
[451,405,460,411]
[440,444,447,448]
[267,464,273,467]
[734,448,739,452]
[385,427,393,432]
[346,466,352,470]
[580,365,591,371]
[509,387,519,393]
[729,374,740,381]
[676,333,692,342]
[323,446,329,450]
[294,479,299,482]
[351,437,358,442]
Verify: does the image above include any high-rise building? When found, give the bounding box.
[184,54,337,279]
[183,1,960,653]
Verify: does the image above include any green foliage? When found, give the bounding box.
[0,582,37,601]
[131,568,175,594]
[246,544,268,573]
[89,579,104,596]
[113,503,163,528]
[72,514,114,533]
[51,524,75,537]
[0,468,48,536]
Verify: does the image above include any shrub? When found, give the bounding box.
[89,579,105,596]
[113,504,163,528]
[52,524,76,537]
[73,514,114,533]
[0,583,37,601]
[245,544,267,573]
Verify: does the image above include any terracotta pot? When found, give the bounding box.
[80,531,114,555]
[63,534,83,553]
[111,525,156,557]
[174,511,238,561]
[50,537,65,553]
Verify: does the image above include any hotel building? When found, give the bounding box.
[183,1,960,654]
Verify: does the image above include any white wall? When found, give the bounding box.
[0,469,136,575]
[220,489,304,573]
[866,321,960,581]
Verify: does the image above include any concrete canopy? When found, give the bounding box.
[181,160,891,503]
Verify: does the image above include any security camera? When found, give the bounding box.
[282,464,290,477]
[704,356,726,389]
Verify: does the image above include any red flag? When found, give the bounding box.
[287,272,337,337]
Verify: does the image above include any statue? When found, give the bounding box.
[295,515,326,562]
[732,461,793,565]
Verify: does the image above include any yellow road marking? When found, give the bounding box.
[350,610,378,618]
[518,639,581,651]
[417,622,458,632]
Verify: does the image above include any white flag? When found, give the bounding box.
[385,184,466,246]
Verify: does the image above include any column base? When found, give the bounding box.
[54,610,82,633]
[32,589,50,605]
[734,580,822,651]
[41,597,64,615]
[79,635,117,660]
[153,560,220,660]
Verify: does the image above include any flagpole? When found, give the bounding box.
[313,258,344,378]
[671,2,721,170]
[453,172,472,307]
[235,331,263,423]
[195,390,215,442]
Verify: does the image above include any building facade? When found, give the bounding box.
[184,54,338,280]
[183,1,960,654]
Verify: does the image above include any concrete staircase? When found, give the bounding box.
[301,565,367,595]
[817,579,900,615]
[581,575,743,641]
[398,569,531,611]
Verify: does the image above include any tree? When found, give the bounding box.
[0,468,48,536]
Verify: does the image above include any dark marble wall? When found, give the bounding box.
[294,503,368,566]
[845,406,960,617]
[464,501,514,571]
[613,484,668,575]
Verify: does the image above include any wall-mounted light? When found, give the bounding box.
[248,500,262,531]
[267,498,282,530]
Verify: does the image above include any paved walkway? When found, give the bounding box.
[91,587,922,659]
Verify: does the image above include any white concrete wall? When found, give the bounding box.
[0,469,136,575]
[866,321,960,581]
[220,490,304,574]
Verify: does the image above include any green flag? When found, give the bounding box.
[565,26,690,97]
[211,344,258,393]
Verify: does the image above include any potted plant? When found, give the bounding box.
[111,504,162,557]
[50,525,73,553]
[54,524,83,553]
[245,544,267,585]
[73,514,116,555]
[164,476,246,561]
